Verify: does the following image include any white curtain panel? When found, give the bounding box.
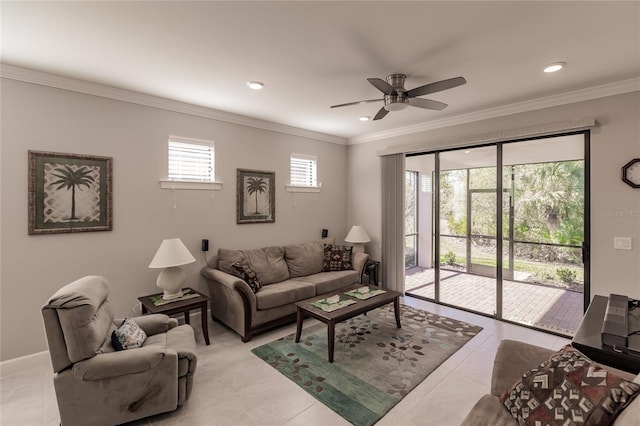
[380,153,405,293]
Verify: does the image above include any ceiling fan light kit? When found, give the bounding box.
[331,73,466,120]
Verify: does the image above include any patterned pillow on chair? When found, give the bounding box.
[111,318,147,351]
[322,244,353,271]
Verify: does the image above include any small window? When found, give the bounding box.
[290,153,317,187]
[421,174,432,193]
[160,136,220,191]
[168,136,214,182]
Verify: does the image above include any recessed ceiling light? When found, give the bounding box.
[246,81,264,90]
[543,62,566,73]
[359,116,370,122]
[464,150,471,154]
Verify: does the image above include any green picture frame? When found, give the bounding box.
[28,150,113,235]
[237,168,275,224]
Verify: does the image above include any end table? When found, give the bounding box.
[138,287,210,345]
[362,260,380,285]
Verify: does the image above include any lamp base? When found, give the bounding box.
[156,266,186,300]
[351,243,365,254]
[162,289,184,300]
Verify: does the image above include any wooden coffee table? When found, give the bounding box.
[295,285,402,363]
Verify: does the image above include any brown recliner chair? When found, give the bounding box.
[42,275,197,426]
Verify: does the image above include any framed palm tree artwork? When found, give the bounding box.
[237,168,275,224]
[28,151,113,235]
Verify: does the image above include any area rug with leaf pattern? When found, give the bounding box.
[251,303,483,426]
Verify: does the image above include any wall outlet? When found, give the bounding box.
[613,237,632,250]
[201,239,209,252]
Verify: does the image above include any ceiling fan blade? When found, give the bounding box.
[330,98,383,108]
[367,78,397,95]
[406,76,467,98]
[373,106,389,120]
[408,98,448,110]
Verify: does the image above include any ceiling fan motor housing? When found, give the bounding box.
[384,94,408,111]
[384,74,409,111]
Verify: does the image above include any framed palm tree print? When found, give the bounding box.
[28,151,113,235]
[237,168,275,224]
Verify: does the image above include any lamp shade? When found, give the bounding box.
[149,238,196,268]
[345,225,371,244]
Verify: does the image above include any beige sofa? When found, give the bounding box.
[462,339,639,425]
[201,239,369,342]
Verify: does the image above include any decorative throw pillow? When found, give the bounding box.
[230,258,261,293]
[322,244,353,271]
[500,345,640,425]
[111,318,147,351]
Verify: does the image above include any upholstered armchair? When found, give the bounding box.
[42,276,197,426]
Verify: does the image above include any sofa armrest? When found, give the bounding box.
[352,252,369,282]
[71,347,176,380]
[201,267,256,311]
[490,339,554,397]
[114,314,178,336]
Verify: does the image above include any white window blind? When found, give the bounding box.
[168,137,214,182]
[421,174,432,193]
[290,153,317,186]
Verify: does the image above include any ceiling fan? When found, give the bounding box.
[330,74,466,120]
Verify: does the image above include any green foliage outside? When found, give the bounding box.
[556,267,577,284]
[438,158,585,292]
[440,161,584,248]
[442,250,457,265]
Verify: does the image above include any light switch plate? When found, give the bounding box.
[613,237,632,250]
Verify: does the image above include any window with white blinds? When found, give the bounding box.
[421,174,432,193]
[168,137,214,182]
[290,153,317,187]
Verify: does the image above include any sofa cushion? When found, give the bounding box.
[322,244,353,271]
[218,246,289,285]
[297,270,360,295]
[461,394,517,426]
[285,238,334,278]
[230,259,261,293]
[255,280,316,310]
[500,345,640,425]
[217,248,244,274]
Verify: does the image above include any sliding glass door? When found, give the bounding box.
[501,135,586,335]
[404,132,589,336]
[439,146,497,315]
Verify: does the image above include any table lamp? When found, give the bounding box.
[149,238,196,300]
[345,225,371,254]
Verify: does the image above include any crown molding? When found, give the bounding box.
[3,63,637,147]
[0,63,347,145]
[350,77,640,145]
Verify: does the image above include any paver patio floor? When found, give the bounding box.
[405,267,584,336]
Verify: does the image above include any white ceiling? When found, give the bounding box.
[2,1,639,143]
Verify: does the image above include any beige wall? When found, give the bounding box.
[3,76,638,362]
[0,79,349,361]
[348,91,640,300]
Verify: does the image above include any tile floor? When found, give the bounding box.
[0,296,570,426]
